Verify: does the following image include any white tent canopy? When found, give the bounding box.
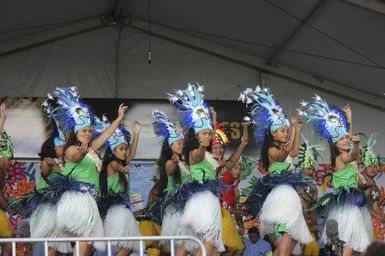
[0,0,384,104]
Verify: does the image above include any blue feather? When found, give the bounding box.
[96,193,131,219]
[11,173,96,217]
[163,180,229,212]
[312,187,367,217]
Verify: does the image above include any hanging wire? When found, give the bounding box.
[148,0,152,64]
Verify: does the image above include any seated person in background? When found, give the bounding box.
[243,227,272,256]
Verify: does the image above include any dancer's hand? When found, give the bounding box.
[117,104,128,121]
[351,134,360,144]
[44,157,57,166]
[241,129,249,146]
[119,166,129,174]
[342,104,352,123]
[292,116,303,130]
[210,107,217,125]
[171,154,180,164]
[79,142,89,154]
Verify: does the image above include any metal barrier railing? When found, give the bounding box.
[0,236,206,256]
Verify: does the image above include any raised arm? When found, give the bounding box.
[339,134,360,164]
[126,121,141,163]
[289,117,303,157]
[110,160,128,174]
[91,104,127,151]
[0,103,7,132]
[268,146,290,164]
[165,154,180,176]
[64,142,89,163]
[224,128,249,170]
[342,104,352,137]
[210,107,217,128]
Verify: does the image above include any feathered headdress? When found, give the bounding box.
[167,83,213,134]
[212,124,230,146]
[360,133,379,168]
[93,115,131,152]
[239,86,289,144]
[0,130,13,158]
[42,87,92,136]
[150,110,183,145]
[42,94,67,147]
[297,135,325,169]
[297,95,349,143]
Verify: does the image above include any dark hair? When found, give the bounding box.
[183,128,200,166]
[99,147,128,198]
[248,227,260,235]
[364,241,385,256]
[260,128,276,171]
[329,141,339,168]
[62,131,82,163]
[157,140,182,197]
[39,137,57,160]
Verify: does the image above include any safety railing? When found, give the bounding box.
[0,236,206,256]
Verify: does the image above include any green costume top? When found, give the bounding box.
[166,162,191,191]
[332,164,358,190]
[190,159,216,182]
[269,161,294,175]
[107,174,126,193]
[37,158,63,190]
[62,155,100,192]
[37,172,60,190]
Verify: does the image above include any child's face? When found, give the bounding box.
[302,167,315,177]
[335,135,351,152]
[212,144,224,160]
[114,143,129,161]
[365,164,378,178]
[76,126,93,144]
[231,164,241,178]
[272,125,289,143]
[0,157,12,170]
[171,140,184,155]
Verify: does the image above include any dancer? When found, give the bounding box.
[96,116,141,256]
[150,110,189,255]
[165,83,226,256]
[44,87,127,256]
[239,86,313,256]
[300,96,372,256]
[210,122,247,256]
